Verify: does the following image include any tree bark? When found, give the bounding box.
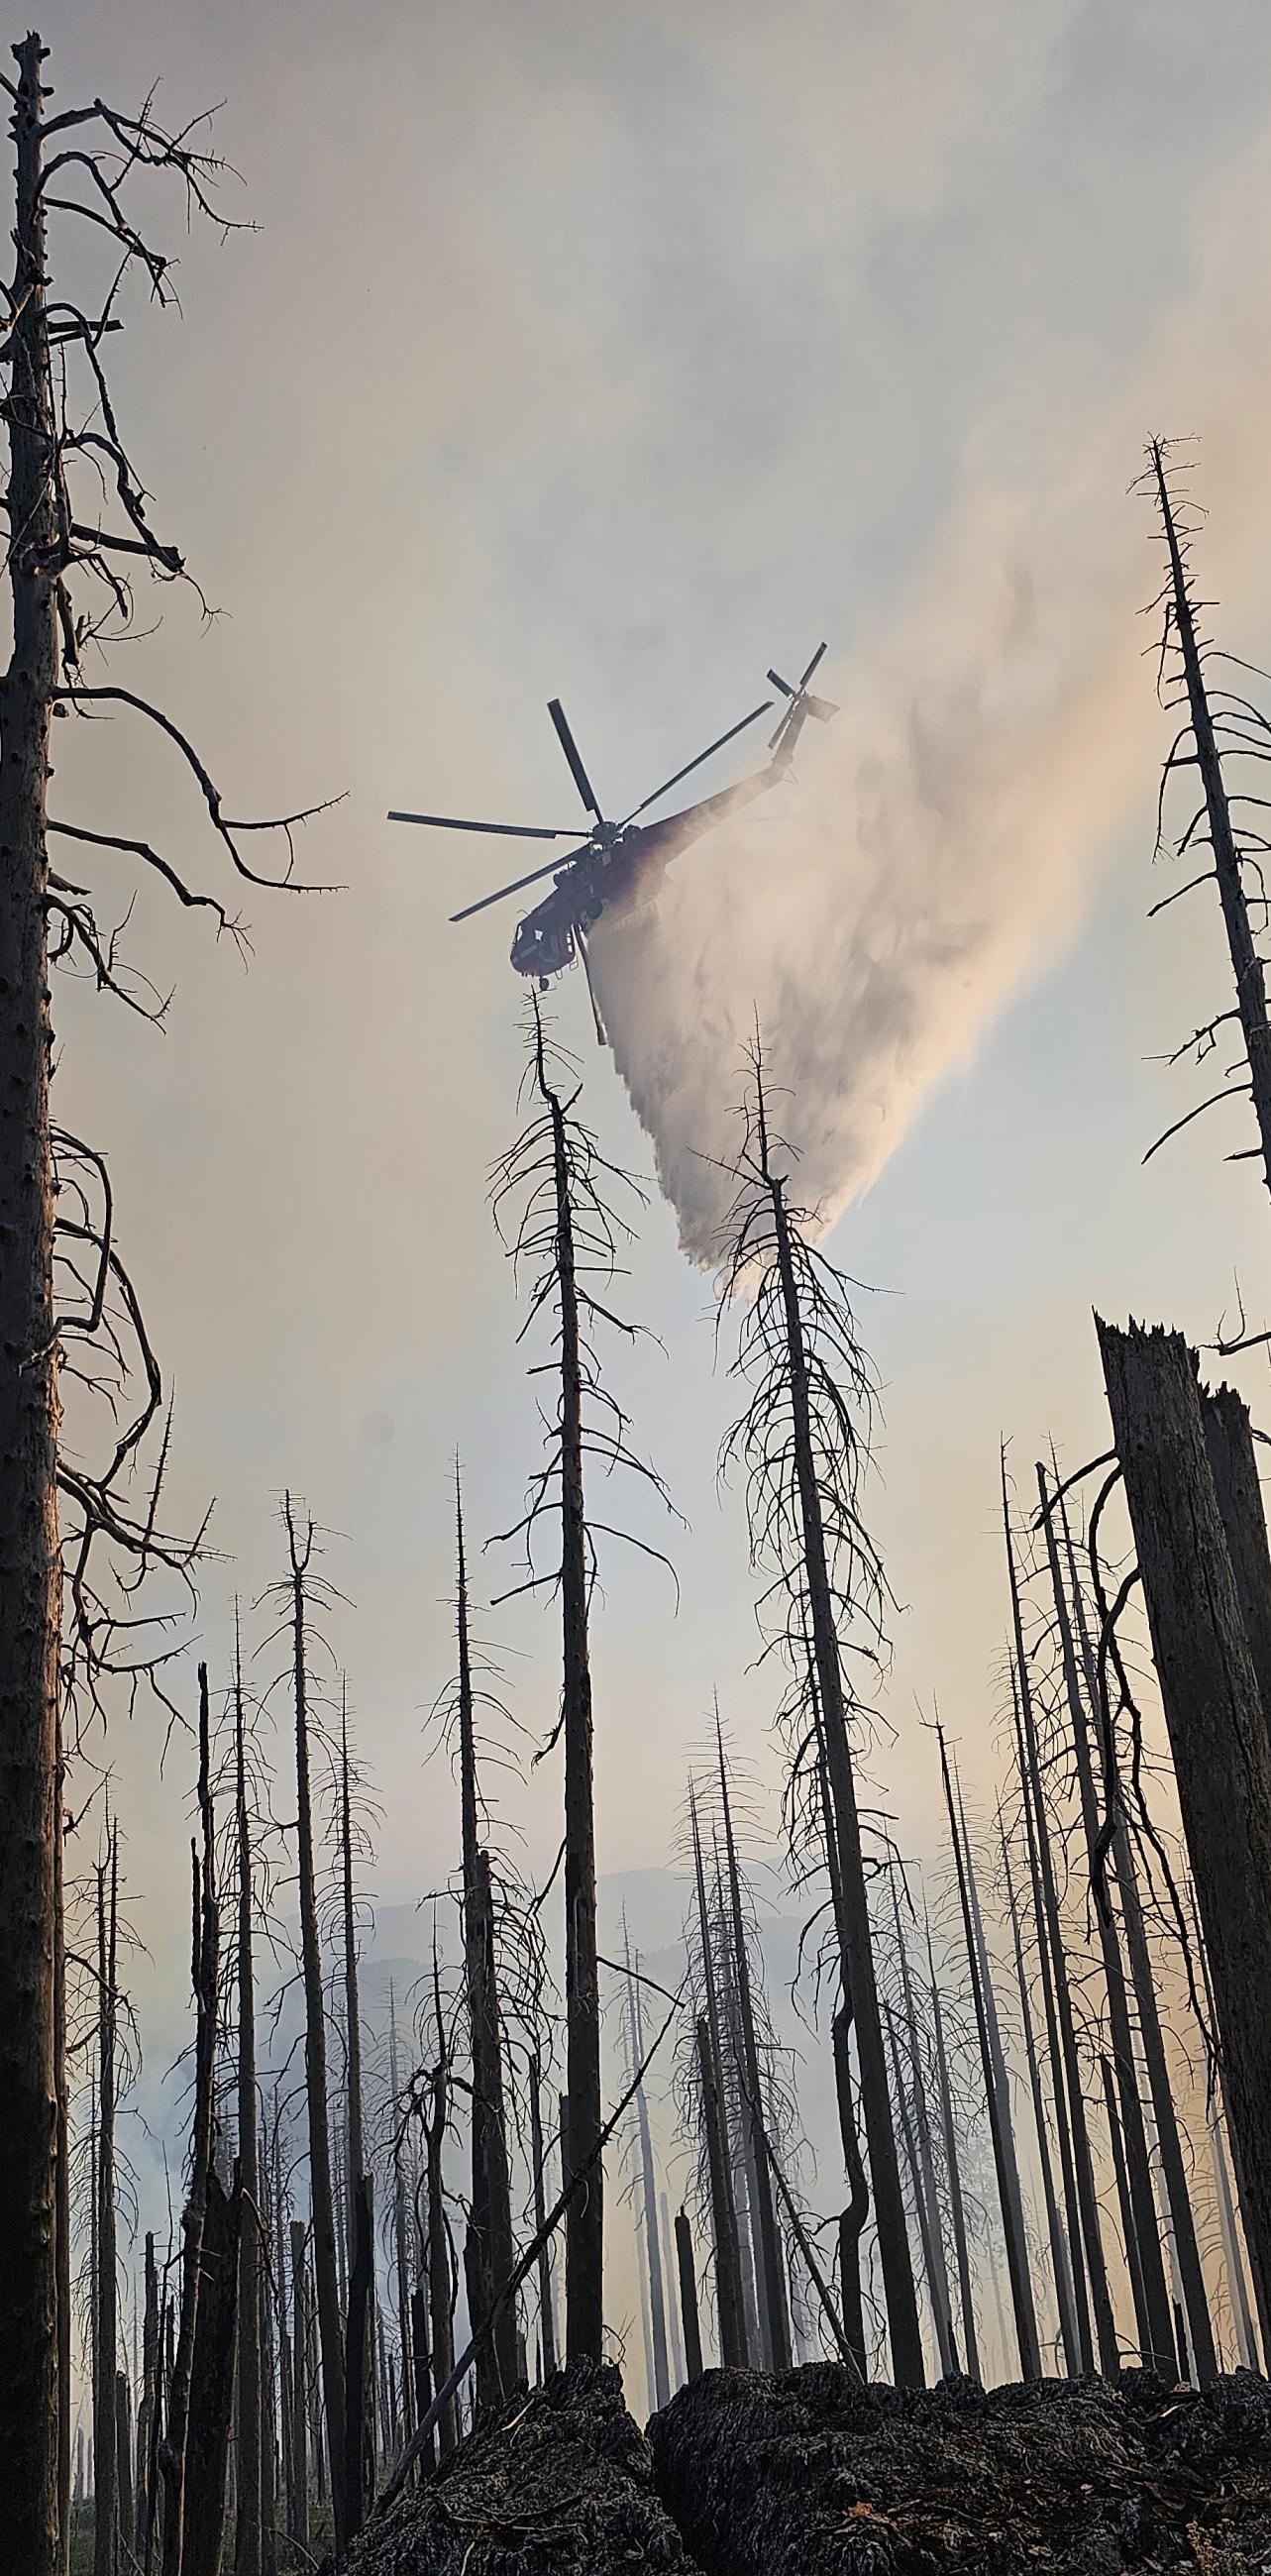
[343,2178,372,2542]
[288,2223,308,2551]
[1097,1318,1271,2359]
[999,1813,1079,2377]
[1203,1385,1271,1747]
[624,1938,671,2407]
[675,2212,703,2382]
[0,41,63,2572]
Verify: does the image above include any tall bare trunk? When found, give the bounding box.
[285,1503,346,2540]
[689,1792,747,2367]
[716,1736,792,2370]
[159,1670,220,2576]
[1004,1471,1119,2375]
[926,1929,979,2381]
[883,2002,950,2376]
[1098,1319,1271,2357]
[1151,443,1271,1198]
[425,1970,457,2460]
[528,2052,557,2377]
[891,1893,956,2373]
[624,1936,671,2408]
[287,2225,308,2552]
[675,2212,703,2382]
[234,1658,263,2576]
[0,43,63,2572]
[94,1836,118,2576]
[387,1989,417,2448]
[938,1728,1040,2380]
[1045,1464,1178,2373]
[181,2171,241,2576]
[769,1180,922,2383]
[455,1487,519,2405]
[999,1811,1078,2375]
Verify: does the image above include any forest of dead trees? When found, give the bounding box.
[8,28,1271,2576]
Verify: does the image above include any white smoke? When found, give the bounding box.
[589,178,1271,1268]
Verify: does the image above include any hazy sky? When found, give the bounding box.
[36,0,1271,2360]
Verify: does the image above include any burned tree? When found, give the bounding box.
[1097,1319,1271,2355]
[0,44,332,2571]
[1139,440,1271,1206]
[490,1002,671,2363]
[717,1050,923,2385]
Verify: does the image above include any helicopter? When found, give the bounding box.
[388,642,837,1040]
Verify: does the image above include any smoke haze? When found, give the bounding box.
[591,179,1271,1265]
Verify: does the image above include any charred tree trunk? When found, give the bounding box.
[938,1727,1040,2380]
[1044,1464,1180,2375]
[234,1661,263,2576]
[0,44,63,2572]
[425,2030,457,2459]
[288,2223,309,2553]
[675,2212,703,2383]
[528,2051,557,2378]
[624,1935,671,2408]
[455,1488,519,2406]
[1100,2058,1144,2361]
[181,2171,241,2576]
[831,2004,870,2383]
[884,2002,951,2376]
[115,2373,134,2562]
[339,1706,373,2510]
[891,1894,956,2373]
[999,1811,1079,2376]
[1151,441,1271,1200]
[94,1836,118,2576]
[765,1172,922,2383]
[138,2234,159,2571]
[387,1988,417,2449]
[343,2179,371,2544]
[284,1502,347,2542]
[695,2016,747,2369]
[1204,1387,1271,1751]
[1098,1318,1271,2357]
[926,1930,980,2382]
[716,1736,792,2371]
[1004,1472,1120,2376]
[689,1791,748,2367]
[159,1670,220,2576]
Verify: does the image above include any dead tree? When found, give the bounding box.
[158,1669,220,2576]
[276,1501,347,2540]
[386,1986,417,2449]
[717,1050,923,2385]
[491,1002,669,2364]
[888,1887,956,2375]
[715,1730,792,2371]
[1139,440,1271,1203]
[1039,1461,1183,2375]
[93,1829,118,2576]
[622,1930,671,2407]
[528,2051,557,2377]
[998,1807,1078,2374]
[453,1480,519,2408]
[1004,1467,1122,2376]
[675,2212,703,2382]
[925,1923,980,2381]
[0,49,333,2570]
[938,1725,1040,2380]
[1097,1318,1271,2355]
[233,1641,263,2576]
[688,1789,747,2368]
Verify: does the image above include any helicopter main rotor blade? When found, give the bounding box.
[388,809,582,840]
[798,640,828,688]
[766,668,795,697]
[620,698,774,827]
[449,847,587,924]
[548,698,602,818]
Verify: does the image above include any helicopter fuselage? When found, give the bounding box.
[509,755,790,984]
